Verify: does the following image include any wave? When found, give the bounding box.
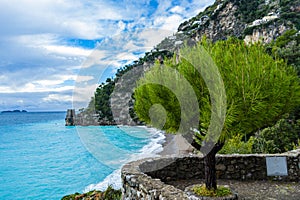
[83,126,165,192]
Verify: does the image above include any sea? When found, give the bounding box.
[0,112,165,200]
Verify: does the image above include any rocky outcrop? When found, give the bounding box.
[244,23,288,44]
[158,0,298,50]
[110,64,148,126]
[65,109,107,126]
[65,109,75,126]
[74,111,102,126]
[61,186,121,200]
[194,1,245,41]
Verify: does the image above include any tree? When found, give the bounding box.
[94,79,115,122]
[134,38,300,190]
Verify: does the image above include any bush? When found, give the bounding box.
[219,114,300,155]
[193,184,232,197]
[219,134,254,154]
[252,116,300,153]
[243,26,255,35]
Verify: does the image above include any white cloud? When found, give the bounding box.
[170,6,185,14]
[43,94,73,102]
[0,86,12,93]
[153,14,183,31]
[0,0,126,39]
[72,83,99,109]
[0,0,216,111]
[33,75,77,86]
[44,45,92,57]
[0,82,74,94]
[76,75,95,83]
[80,49,108,69]
[137,29,173,48]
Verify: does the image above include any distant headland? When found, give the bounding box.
[1,110,28,113]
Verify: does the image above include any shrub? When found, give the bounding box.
[192,184,232,197]
[219,134,254,154]
[252,116,300,153]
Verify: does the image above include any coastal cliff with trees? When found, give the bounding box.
[78,0,299,153]
[82,0,298,118]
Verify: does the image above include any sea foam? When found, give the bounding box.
[83,126,165,192]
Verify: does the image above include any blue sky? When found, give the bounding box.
[0,0,214,111]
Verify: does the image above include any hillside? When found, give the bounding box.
[158,0,299,48]
[79,0,299,126]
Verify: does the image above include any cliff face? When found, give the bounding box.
[86,0,299,126]
[158,0,299,50]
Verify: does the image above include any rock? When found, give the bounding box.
[216,164,226,171]
[65,109,75,126]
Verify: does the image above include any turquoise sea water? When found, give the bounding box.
[0,112,164,200]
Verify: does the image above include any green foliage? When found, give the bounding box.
[235,0,267,23]
[101,185,122,200]
[243,26,256,36]
[61,192,80,200]
[89,49,173,124]
[219,110,300,154]
[94,78,115,122]
[274,29,298,48]
[133,62,185,132]
[134,38,300,146]
[279,0,300,29]
[61,186,121,200]
[192,184,232,197]
[252,116,300,153]
[210,38,300,140]
[219,134,254,154]
[267,29,300,75]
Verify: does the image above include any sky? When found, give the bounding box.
[0,0,214,111]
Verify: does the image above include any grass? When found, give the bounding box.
[192,185,232,197]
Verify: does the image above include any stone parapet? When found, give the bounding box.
[122,149,300,199]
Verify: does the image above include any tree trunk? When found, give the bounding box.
[203,142,224,190]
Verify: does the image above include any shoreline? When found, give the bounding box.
[159,133,176,155]
[65,126,195,198]
[82,126,166,192]
[159,132,195,156]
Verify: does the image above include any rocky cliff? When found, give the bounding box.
[158,0,299,50]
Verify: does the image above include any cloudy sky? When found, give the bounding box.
[0,0,214,111]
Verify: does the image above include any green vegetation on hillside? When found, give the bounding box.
[235,0,267,23]
[82,50,173,124]
[268,29,300,74]
[94,78,115,122]
[279,0,300,29]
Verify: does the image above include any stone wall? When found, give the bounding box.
[121,149,300,199]
[122,158,190,200]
